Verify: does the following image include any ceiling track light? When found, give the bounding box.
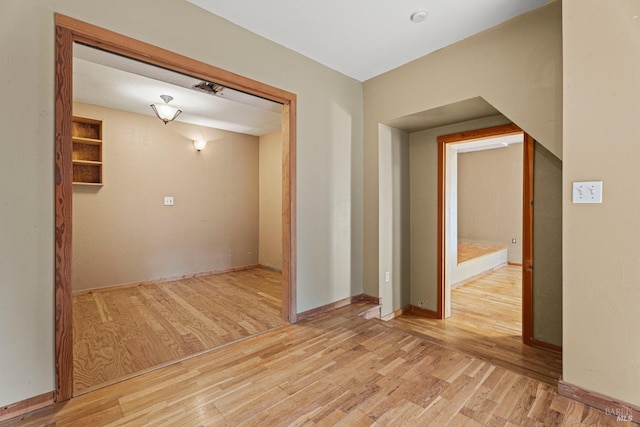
[150,94,182,124]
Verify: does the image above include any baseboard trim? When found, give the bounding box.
[408,305,439,319]
[530,338,562,353]
[296,294,362,321]
[297,294,381,321]
[507,262,523,266]
[0,391,54,423]
[363,294,381,305]
[381,306,410,321]
[72,264,260,296]
[258,264,283,272]
[558,381,639,424]
[379,304,439,321]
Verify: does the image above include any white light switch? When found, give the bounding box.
[164,196,174,206]
[572,181,602,204]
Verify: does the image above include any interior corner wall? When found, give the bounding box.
[259,130,283,271]
[532,141,562,347]
[0,0,363,407]
[378,124,410,316]
[563,0,640,405]
[409,116,512,311]
[457,143,523,263]
[72,102,259,291]
[363,1,562,300]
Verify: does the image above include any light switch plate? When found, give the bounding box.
[572,181,602,203]
[164,196,174,206]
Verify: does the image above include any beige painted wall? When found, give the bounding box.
[409,116,512,311]
[363,2,562,298]
[532,142,562,347]
[563,0,640,405]
[378,124,410,316]
[72,103,259,291]
[259,131,282,271]
[0,0,362,406]
[458,143,523,263]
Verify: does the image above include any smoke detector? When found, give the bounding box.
[410,10,428,23]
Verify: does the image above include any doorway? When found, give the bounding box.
[55,15,297,402]
[437,124,534,344]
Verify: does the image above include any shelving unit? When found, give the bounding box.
[72,116,103,185]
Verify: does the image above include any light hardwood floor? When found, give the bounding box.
[457,242,506,264]
[392,265,562,385]
[7,302,623,426]
[73,268,283,394]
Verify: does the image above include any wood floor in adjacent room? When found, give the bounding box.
[9,302,622,426]
[73,268,283,394]
[391,264,562,385]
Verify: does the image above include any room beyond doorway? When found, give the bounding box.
[55,14,298,402]
[437,124,535,346]
[451,135,523,290]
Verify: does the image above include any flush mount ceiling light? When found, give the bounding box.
[410,10,428,23]
[150,95,182,124]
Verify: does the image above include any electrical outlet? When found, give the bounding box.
[163,196,174,206]
[512,238,517,244]
[385,271,390,282]
[418,301,425,307]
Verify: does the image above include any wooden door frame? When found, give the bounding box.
[54,14,297,402]
[436,124,533,345]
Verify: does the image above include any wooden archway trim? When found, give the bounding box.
[436,123,533,345]
[54,14,297,402]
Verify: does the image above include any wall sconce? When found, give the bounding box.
[193,140,207,151]
[150,95,182,124]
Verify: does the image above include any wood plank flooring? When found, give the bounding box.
[392,265,562,385]
[458,242,506,264]
[73,268,282,394]
[7,303,623,426]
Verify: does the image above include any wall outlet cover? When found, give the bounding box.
[572,181,602,204]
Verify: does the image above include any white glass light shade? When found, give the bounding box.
[150,95,182,124]
[193,140,207,151]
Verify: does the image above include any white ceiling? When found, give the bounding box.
[73,44,283,136]
[186,0,549,81]
[74,1,549,135]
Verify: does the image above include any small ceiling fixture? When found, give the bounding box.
[193,81,225,95]
[193,139,207,151]
[150,95,182,124]
[410,10,428,23]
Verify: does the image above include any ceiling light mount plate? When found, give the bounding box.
[410,10,428,23]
